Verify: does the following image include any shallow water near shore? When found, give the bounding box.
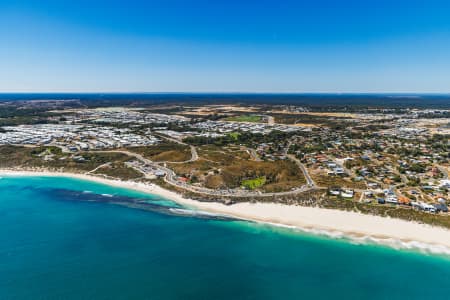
[1,176,450,299]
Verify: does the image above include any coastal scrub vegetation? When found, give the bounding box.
[126,142,191,162]
[168,145,306,192]
[184,130,296,149]
[0,145,133,174]
[223,114,262,122]
[93,162,142,180]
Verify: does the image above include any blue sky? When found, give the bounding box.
[1,0,450,92]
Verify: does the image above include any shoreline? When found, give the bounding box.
[1,169,450,255]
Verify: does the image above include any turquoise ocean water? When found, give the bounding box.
[1,176,450,300]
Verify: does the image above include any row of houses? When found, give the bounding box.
[0,124,159,150]
[191,120,306,135]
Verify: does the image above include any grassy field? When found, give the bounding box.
[241,177,266,190]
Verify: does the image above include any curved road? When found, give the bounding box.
[153,133,199,163]
[93,149,322,198]
[287,154,316,187]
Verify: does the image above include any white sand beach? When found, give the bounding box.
[1,169,450,253]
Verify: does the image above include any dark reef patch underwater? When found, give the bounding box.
[1,175,450,300]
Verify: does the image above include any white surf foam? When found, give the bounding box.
[169,208,228,218]
[260,221,450,256]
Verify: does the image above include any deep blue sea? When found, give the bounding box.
[1,176,450,300]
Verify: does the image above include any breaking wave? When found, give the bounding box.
[262,221,450,256]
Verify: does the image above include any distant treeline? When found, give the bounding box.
[184,130,296,148]
[0,107,61,126]
[1,93,450,109]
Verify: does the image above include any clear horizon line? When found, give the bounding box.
[1,91,450,95]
